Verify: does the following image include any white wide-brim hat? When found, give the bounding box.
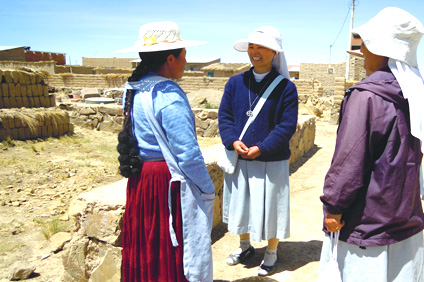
[116,21,206,53]
[233,26,290,79]
[352,7,424,67]
[233,26,283,53]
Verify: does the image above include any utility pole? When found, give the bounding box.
[345,0,355,80]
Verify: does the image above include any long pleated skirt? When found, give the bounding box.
[222,159,290,242]
[318,231,424,281]
[121,161,188,282]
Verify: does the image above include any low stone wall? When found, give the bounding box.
[59,103,222,138]
[61,115,316,282]
[330,77,360,124]
[288,115,316,164]
[59,103,124,134]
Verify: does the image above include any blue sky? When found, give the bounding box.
[3,0,424,67]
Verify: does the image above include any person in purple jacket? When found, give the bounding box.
[218,26,298,276]
[319,7,424,281]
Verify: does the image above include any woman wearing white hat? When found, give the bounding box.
[116,21,215,282]
[218,26,298,276]
[319,7,424,281]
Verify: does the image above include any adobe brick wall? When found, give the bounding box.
[0,69,55,109]
[45,73,323,101]
[299,62,346,95]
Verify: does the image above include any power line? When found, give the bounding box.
[329,0,359,64]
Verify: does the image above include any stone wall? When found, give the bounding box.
[348,56,366,81]
[295,79,323,103]
[61,115,316,281]
[288,115,316,164]
[45,74,322,100]
[299,62,346,95]
[60,103,221,138]
[82,57,137,68]
[329,77,361,124]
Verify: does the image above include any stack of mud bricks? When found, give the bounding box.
[0,69,55,109]
[0,108,74,141]
[333,77,346,109]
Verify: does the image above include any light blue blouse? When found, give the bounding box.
[123,72,214,194]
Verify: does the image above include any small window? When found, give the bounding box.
[208,72,214,77]
[328,67,334,74]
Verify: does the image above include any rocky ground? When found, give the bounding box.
[0,120,339,281]
[3,117,417,281]
[0,126,123,281]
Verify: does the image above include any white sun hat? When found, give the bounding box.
[234,26,283,53]
[116,21,206,53]
[353,7,424,153]
[352,7,424,67]
[233,26,290,79]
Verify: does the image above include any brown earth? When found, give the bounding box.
[0,121,338,281]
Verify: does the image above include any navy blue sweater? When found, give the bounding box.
[218,67,298,162]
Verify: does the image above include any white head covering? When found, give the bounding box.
[352,7,424,153]
[233,26,290,79]
[116,21,206,53]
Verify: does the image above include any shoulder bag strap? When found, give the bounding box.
[238,75,284,139]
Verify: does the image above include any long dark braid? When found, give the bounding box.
[117,48,183,177]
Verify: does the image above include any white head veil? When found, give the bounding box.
[352,7,424,152]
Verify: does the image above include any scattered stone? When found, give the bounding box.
[90,248,121,282]
[50,232,72,253]
[8,261,36,281]
[11,226,23,235]
[41,254,50,260]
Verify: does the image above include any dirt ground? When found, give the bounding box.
[212,121,338,281]
[0,120,338,281]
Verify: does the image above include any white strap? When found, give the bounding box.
[330,231,340,261]
[238,75,284,139]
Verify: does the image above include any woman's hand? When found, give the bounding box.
[233,141,249,158]
[244,146,261,159]
[325,213,344,233]
[232,142,261,159]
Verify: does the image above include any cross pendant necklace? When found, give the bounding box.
[247,79,260,117]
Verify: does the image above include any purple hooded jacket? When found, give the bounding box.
[321,68,424,247]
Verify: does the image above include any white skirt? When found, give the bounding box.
[318,231,424,282]
[222,159,290,242]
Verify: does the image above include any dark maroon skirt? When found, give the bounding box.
[121,161,188,282]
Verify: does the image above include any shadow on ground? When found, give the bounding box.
[212,223,323,279]
[289,145,321,175]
